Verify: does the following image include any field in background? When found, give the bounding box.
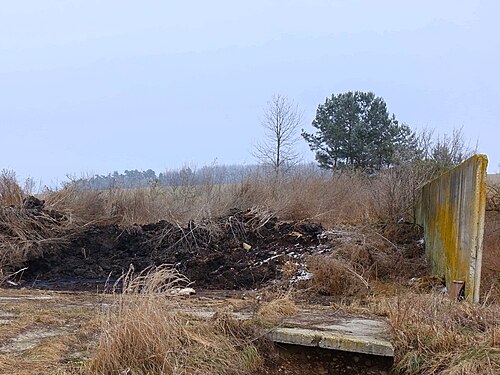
[40,169,420,227]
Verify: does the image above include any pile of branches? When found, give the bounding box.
[0,196,77,281]
[147,207,296,253]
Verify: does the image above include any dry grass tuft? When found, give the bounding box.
[305,224,426,297]
[0,170,24,207]
[257,291,298,322]
[89,305,262,375]
[307,256,370,297]
[386,293,499,375]
[113,264,191,296]
[88,265,264,375]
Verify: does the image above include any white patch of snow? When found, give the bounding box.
[290,270,312,283]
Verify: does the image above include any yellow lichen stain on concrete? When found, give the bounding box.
[416,155,488,302]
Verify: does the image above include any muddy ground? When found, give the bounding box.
[261,344,392,375]
[5,203,323,289]
[1,198,425,293]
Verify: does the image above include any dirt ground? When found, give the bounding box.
[11,207,323,290]
[0,289,100,374]
[0,288,393,375]
[259,344,391,375]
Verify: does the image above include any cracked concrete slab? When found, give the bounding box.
[0,327,69,353]
[184,308,394,357]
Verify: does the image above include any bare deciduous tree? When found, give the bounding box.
[416,126,476,173]
[253,94,302,177]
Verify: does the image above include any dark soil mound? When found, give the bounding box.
[19,209,323,289]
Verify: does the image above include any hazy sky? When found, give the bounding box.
[1,1,499,186]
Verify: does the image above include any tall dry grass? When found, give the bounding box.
[304,223,426,297]
[481,211,500,302]
[0,170,24,207]
[386,293,499,374]
[41,167,425,228]
[88,265,264,375]
[0,171,75,282]
[44,179,242,226]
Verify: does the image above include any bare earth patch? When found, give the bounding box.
[0,289,102,375]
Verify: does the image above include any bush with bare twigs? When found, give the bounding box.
[487,183,500,211]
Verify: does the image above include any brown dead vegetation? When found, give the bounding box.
[0,204,77,283]
[0,170,24,207]
[38,168,421,228]
[256,290,298,322]
[386,293,499,374]
[486,174,500,212]
[0,169,499,375]
[305,223,427,298]
[486,183,500,211]
[88,265,264,375]
[481,211,500,302]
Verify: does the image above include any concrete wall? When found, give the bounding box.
[415,155,488,302]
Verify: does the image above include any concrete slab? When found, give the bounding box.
[0,295,54,301]
[0,327,70,353]
[270,318,394,357]
[183,308,394,357]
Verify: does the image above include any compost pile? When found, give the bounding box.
[8,200,323,289]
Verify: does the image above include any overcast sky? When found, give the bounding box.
[1,1,499,186]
